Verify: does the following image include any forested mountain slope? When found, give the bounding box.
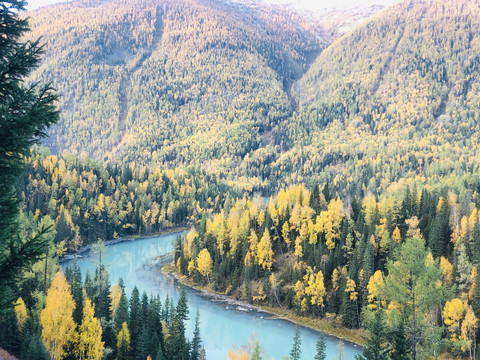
[27,0,480,197]
[278,0,480,195]
[27,0,325,173]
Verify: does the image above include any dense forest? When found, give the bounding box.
[27,0,326,192]
[25,0,480,196]
[1,258,205,360]
[3,0,480,359]
[175,181,480,359]
[18,147,239,250]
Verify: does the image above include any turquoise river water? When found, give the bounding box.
[63,232,361,359]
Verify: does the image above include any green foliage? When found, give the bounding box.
[289,326,301,360]
[314,332,326,360]
[191,310,201,360]
[388,321,410,360]
[27,0,325,193]
[355,310,388,360]
[19,147,240,251]
[0,0,59,311]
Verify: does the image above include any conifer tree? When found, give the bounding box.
[167,288,189,360]
[251,341,263,360]
[114,282,129,335]
[0,0,59,311]
[472,268,480,320]
[146,296,163,359]
[176,287,189,323]
[22,332,49,360]
[355,310,388,360]
[191,310,202,360]
[314,332,327,360]
[136,326,149,360]
[389,321,410,360]
[129,286,141,356]
[290,326,301,360]
[0,307,21,356]
[65,264,84,325]
[155,345,165,360]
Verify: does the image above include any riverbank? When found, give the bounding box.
[62,226,189,262]
[161,263,366,348]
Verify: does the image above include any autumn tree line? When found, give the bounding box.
[18,147,239,251]
[175,183,480,359]
[0,256,204,360]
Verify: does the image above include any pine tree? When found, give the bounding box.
[389,321,410,360]
[155,345,165,360]
[65,264,84,325]
[472,267,480,320]
[146,296,163,359]
[94,265,115,352]
[0,0,59,311]
[84,270,94,298]
[129,286,141,355]
[355,310,389,360]
[0,307,21,356]
[167,290,189,360]
[290,326,302,360]
[114,284,129,335]
[135,326,149,360]
[22,333,49,360]
[251,341,263,360]
[176,287,189,323]
[314,332,327,360]
[191,310,201,360]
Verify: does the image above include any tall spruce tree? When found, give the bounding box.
[355,310,389,360]
[314,332,327,360]
[290,326,302,360]
[191,310,202,360]
[0,0,59,311]
[114,284,129,335]
[389,321,410,360]
[65,264,84,325]
[129,286,141,356]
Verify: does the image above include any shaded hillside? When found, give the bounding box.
[27,0,324,172]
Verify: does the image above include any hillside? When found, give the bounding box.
[27,0,325,173]
[276,0,480,195]
[26,0,480,197]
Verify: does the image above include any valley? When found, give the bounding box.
[2,0,480,359]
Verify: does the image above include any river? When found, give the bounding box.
[63,232,361,360]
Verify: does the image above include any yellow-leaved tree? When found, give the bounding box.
[443,298,465,338]
[227,348,250,360]
[367,270,384,309]
[110,283,122,315]
[257,230,274,271]
[76,297,104,360]
[117,322,131,359]
[244,229,258,266]
[14,297,28,330]
[41,270,77,360]
[305,269,326,310]
[197,248,213,282]
[315,198,344,250]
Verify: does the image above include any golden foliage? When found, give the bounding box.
[40,271,77,360]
